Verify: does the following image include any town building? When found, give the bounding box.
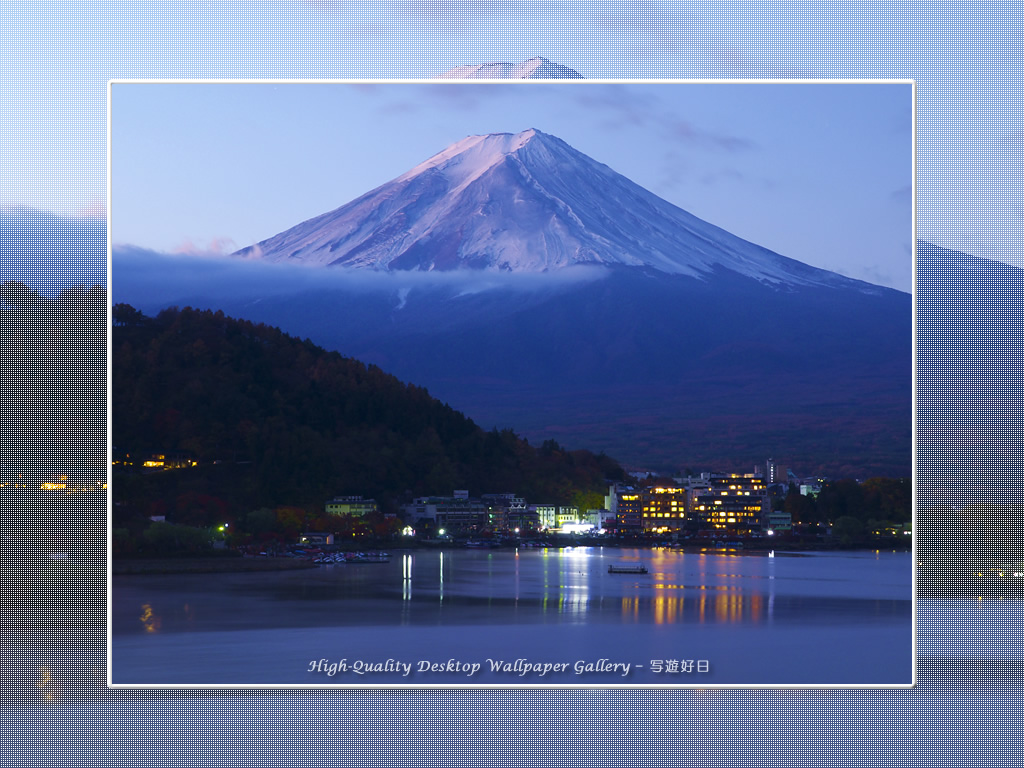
[299,532,334,546]
[765,458,787,486]
[403,493,494,532]
[689,472,769,534]
[609,485,642,534]
[639,486,688,534]
[325,496,379,517]
[535,505,581,530]
[481,493,534,530]
[766,511,792,533]
[800,482,823,497]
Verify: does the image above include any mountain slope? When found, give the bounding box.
[174,263,909,477]
[233,129,877,291]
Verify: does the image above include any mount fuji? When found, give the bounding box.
[130,129,911,477]
[436,57,583,79]
[235,128,877,292]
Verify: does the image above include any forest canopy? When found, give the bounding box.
[112,304,625,519]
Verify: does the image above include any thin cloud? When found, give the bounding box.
[570,87,662,129]
[566,86,758,155]
[890,184,912,202]
[112,246,610,310]
[697,167,746,187]
[667,119,757,152]
[172,236,238,256]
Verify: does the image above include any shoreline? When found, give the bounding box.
[111,556,318,575]
[110,541,911,576]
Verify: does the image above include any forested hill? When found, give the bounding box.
[1,281,106,483]
[112,304,624,514]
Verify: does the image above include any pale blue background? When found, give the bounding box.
[2,2,1019,766]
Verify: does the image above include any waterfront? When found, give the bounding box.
[111,546,913,686]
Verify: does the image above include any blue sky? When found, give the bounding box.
[111,80,912,290]
[2,1,1021,296]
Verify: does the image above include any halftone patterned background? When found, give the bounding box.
[2,2,1020,765]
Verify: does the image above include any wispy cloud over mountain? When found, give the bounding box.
[112,245,609,311]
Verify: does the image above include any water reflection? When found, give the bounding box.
[559,546,591,598]
[402,554,412,602]
[513,547,520,602]
[139,603,160,633]
[112,548,911,636]
[619,592,764,625]
[35,665,55,703]
[400,553,413,624]
[457,546,778,624]
[541,594,591,614]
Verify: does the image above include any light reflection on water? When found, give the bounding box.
[110,547,915,685]
[139,603,160,633]
[402,554,412,602]
[618,592,767,625]
[112,546,912,636]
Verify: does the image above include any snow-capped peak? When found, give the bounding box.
[394,129,541,191]
[233,129,877,290]
[436,57,584,79]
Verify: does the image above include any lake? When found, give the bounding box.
[111,546,913,686]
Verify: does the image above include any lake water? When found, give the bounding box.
[111,546,913,686]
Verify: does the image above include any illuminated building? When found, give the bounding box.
[535,505,580,530]
[325,495,379,517]
[614,489,642,533]
[535,505,557,529]
[141,454,165,469]
[689,472,768,534]
[640,486,688,534]
[115,449,197,472]
[300,532,334,545]
[765,458,787,485]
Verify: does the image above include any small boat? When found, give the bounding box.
[608,563,648,574]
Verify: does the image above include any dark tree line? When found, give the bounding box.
[1,281,106,483]
[112,304,625,523]
[778,476,912,543]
